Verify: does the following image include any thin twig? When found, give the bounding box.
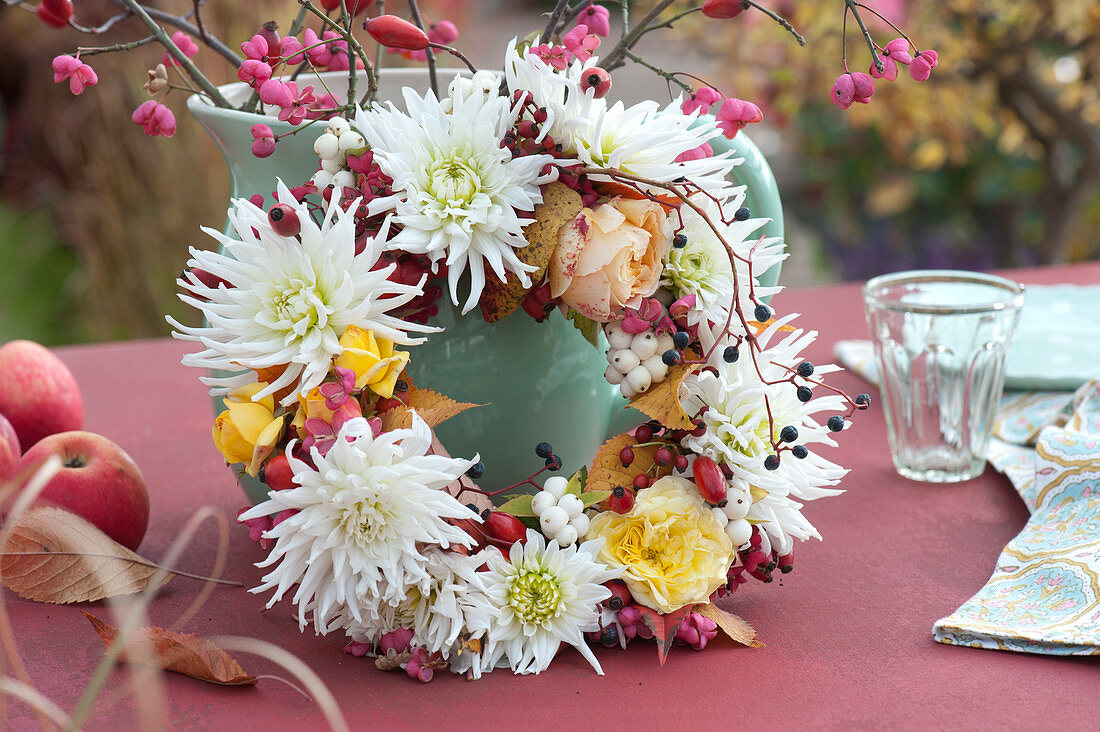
[624,49,693,95]
[429,43,477,73]
[408,0,438,97]
[540,0,572,44]
[844,0,883,73]
[599,0,676,71]
[68,10,133,34]
[191,0,210,45]
[743,0,805,47]
[105,0,243,67]
[76,36,157,57]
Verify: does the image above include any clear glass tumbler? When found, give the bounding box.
[863,270,1025,483]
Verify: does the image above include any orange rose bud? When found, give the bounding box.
[364,15,430,51]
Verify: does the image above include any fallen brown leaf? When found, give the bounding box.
[0,507,170,604]
[379,386,482,432]
[82,612,257,686]
[626,362,700,431]
[587,432,673,496]
[695,602,762,647]
[480,182,583,323]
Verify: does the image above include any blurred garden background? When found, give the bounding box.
[0,0,1097,345]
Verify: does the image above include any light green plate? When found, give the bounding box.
[1005,285,1100,391]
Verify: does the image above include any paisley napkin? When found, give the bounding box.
[834,340,1100,656]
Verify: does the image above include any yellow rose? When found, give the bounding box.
[334,325,410,398]
[587,476,733,613]
[548,196,670,322]
[212,382,285,476]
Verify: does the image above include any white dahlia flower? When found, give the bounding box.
[168,181,429,405]
[680,318,848,554]
[239,414,480,634]
[356,86,556,313]
[480,530,619,675]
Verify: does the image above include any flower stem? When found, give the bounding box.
[119,0,232,107]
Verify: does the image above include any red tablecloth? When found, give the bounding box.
[7,263,1100,730]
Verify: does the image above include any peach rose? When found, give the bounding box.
[548,196,670,322]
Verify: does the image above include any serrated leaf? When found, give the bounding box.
[636,605,693,665]
[626,363,700,431]
[587,432,672,495]
[83,612,257,686]
[564,470,584,497]
[0,507,171,604]
[579,490,611,508]
[379,386,482,432]
[694,602,762,647]
[480,182,582,323]
[497,494,536,517]
[568,310,602,349]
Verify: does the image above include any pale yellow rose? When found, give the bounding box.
[587,476,733,613]
[334,325,410,398]
[548,196,670,322]
[212,382,285,476]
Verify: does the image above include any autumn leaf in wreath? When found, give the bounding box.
[587,432,674,497]
[378,385,482,432]
[625,362,700,431]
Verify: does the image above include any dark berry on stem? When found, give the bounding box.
[856,393,872,410]
[394,379,409,392]
[632,474,650,490]
[723,346,739,363]
[827,415,845,432]
[734,206,751,221]
[792,445,809,459]
[634,425,654,443]
[545,454,563,470]
[609,485,634,513]
[619,446,635,467]
[535,441,553,458]
[466,461,485,479]
[753,304,772,322]
[672,331,690,350]
[599,625,620,647]
[796,385,813,402]
[654,447,673,466]
[764,454,780,471]
[662,349,681,366]
[675,454,689,470]
[796,361,815,377]
[672,233,688,249]
[779,425,799,443]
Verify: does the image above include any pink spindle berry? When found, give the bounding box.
[250,123,277,158]
[681,86,723,116]
[343,641,372,657]
[281,36,305,65]
[909,49,938,81]
[577,3,611,37]
[617,605,643,642]
[379,628,414,656]
[675,612,718,650]
[870,37,912,80]
[620,315,651,334]
[831,71,874,109]
[236,507,273,544]
[716,97,763,138]
[278,83,315,126]
[132,100,176,138]
[580,67,612,98]
[163,31,198,67]
[675,142,713,163]
[259,78,294,107]
[52,55,98,96]
[240,34,270,61]
[237,59,272,86]
[562,24,600,63]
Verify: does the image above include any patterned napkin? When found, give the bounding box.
[834,340,1100,656]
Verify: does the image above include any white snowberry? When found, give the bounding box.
[331,170,355,190]
[630,331,659,360]
[338,130,366,152]
[620,382,638,400]
[539,505,569,536]
[710,506,729,527]
[555,524,579,547]
[326,116,351,137]
[657,333,675,353]
[542,476,569,500]
[531,490,556,516]
[625,365,652,393]
[320,156,343,174]
[311,170,334,189]
[604,365,625,385]
[557,493,584,520]
[725,518,753,547]
[314,132,340,160]
[722,484,753,520]
[605,323,633,350]
[610,349,640,374]
[571,512,590,537]
[643,355,668,382]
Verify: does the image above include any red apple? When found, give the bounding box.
[0,340,84,448]
[17,431,149,550]
[0,412,19,481]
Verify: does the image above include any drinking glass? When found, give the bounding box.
[863,270,1025,483]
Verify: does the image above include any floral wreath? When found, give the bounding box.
[147,6,909,681]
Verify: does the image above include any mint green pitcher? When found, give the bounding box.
[187,70,783,505]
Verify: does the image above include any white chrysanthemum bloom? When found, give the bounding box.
[345,547,494,660]
[680,318,848,554]
[662,187,786,343]
[168,181,429,405]
[239,415,480,634]
[356,87,556,313]
[480,530,619,675]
